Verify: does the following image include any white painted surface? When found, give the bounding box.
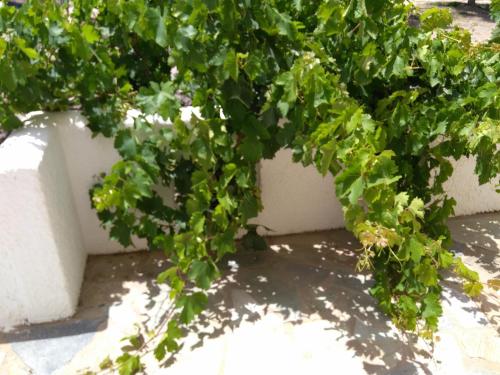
[446,157,500,217]
[55,111,145,254]
[0,111,498,328]
[256,149,345,236]
[3,112,499,254]
[0,123,86,329]
[42,112,500,249]
[256,152,500,236]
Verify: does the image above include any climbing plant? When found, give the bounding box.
[1,0,499,373]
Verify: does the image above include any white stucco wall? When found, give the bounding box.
[46,112,500,247]
[445,157,500,216]
[256,151,500,236]
[55,112,146,254]
[256,149,345,235]
[46,112,346,249]
[0,111,498,328]
[0,122,86,329]
[4,111,499,254]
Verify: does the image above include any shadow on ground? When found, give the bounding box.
[171,230,434,375]
[0,253,169,375]
[0,252,167,343]
[164,213,499,374]
[1,213,498,375]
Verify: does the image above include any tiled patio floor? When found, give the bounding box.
[0,213,499,375]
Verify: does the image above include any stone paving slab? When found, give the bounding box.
[0,213,498,375]
[3,319,104,375]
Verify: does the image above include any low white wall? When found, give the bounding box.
[55,112,141,254]
[256,149,345,235]
[444,157,500,217]
[257,152,500,236]
[0,111,498,328]
[50,112,347,250]
[8,111,500,253]
[0,121,86,328]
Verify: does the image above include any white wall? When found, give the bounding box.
[0,122,86,328]
[13,112,500,253]
[257,152,500,236]
[256,149,345,235]
[53,113,346,249]
[55,112,145,254]
[0,111,498,328]
[445,157,500,217]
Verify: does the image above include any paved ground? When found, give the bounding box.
[0,212,499,375]
[415,1,495,42]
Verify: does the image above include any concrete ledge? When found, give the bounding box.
[0,123,86,329]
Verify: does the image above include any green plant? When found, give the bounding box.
[492,0,500,42]
[1,0,498,373]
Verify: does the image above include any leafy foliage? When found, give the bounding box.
[1,0,499,373]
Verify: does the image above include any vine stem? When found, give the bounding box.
[98,303,178,375]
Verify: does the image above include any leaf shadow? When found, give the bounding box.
[165,230,435,375]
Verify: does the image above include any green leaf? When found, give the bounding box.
[188,260,218,289]
[2,113,23,131]
[422,292,442,329]
[211,229,237,258]
[335,164,361,204]
[438,250,454,268]
[82,24,100,44]
[116,354,142,375]
[0,62,17,91]
[137,81,179,120]
[348,176,364,204]
[391,55,406,77]
[415,260,439,287]
[121,332,143,350]
[190,212,206,235]
[14,38,38,59]
[464,281,483,297]
[154,9,168,47]
[420,8,453,31]
[238,137,263,163]
[422,294,441,319]
[222,163,237,187]
[408,237,425,263]
[239,194,260,221]
[345,107,363,134]
[0,38,6,59]
[154,321,183,360]
[491,0,500,22]
[99,356,113,370]
[110,220,133,247]
[241,228,268,251]
[136,7,168,47]
[157,266,178,284]
[408,198,425,219]
[114,130,137,158]
[319,141,336,176]
[224,48,239,81]
[178,292,208,324]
